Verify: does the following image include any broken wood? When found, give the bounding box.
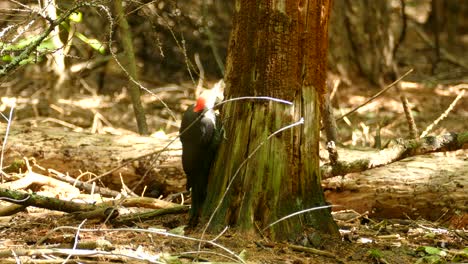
[324,150,468,227]
[321,132,468,179]
[0,124,185,196]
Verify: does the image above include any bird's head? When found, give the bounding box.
[193,97,207,113]
[194,90,217,113]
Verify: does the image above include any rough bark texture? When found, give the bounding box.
[202,1,338,240]
[328,0,396,85]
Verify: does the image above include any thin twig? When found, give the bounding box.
[101,4,178,122]
[214,96,293,108]
[393,64,418,139]
[63,219,87,263]
[0,105,14,181]
[420,84,467,137]
[335,68,413,123]
[0,2,95,75]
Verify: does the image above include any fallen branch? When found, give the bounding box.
[48,168,121,198]
[322,132,468,178]
[112,205,188,226]
[0,187,99,213]
[334,69,413,124]
[324,150,467,225]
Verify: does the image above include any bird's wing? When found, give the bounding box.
[200,114,215,145]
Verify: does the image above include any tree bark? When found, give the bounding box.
[201,1,339,240]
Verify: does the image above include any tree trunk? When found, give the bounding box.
[114,0,149,135]
[201,1,339,240]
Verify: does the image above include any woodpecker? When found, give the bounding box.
[180,90,221,225]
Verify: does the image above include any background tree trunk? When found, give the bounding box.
[201,1,339,240]
[114,0,149,135]
[328,0,396,85]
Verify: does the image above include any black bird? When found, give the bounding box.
[180,92,220,225]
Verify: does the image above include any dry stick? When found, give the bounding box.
[8,0,33,10]
[420,84,467,138]
[63,219,87,263]
[0,105,14,181]
[179,250,238,262]
[89,147,178,184]
[329,79,340,100]
[393,64,418,139]
[289,244,346,263]
[48,169,121,198]
[1,248,156,263]
[334,68,413,123]
[200,117,304,245]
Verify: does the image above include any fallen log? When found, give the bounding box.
[0,124,185,196]
[324,150,468,228]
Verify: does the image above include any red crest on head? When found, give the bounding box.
[194,97,206,112]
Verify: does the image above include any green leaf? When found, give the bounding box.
[367,248,383,259]
[2,55,12,62]
[424,246,441,255]
[69,11,82,23]
[168,225,185,236]
[239,249,248,261]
